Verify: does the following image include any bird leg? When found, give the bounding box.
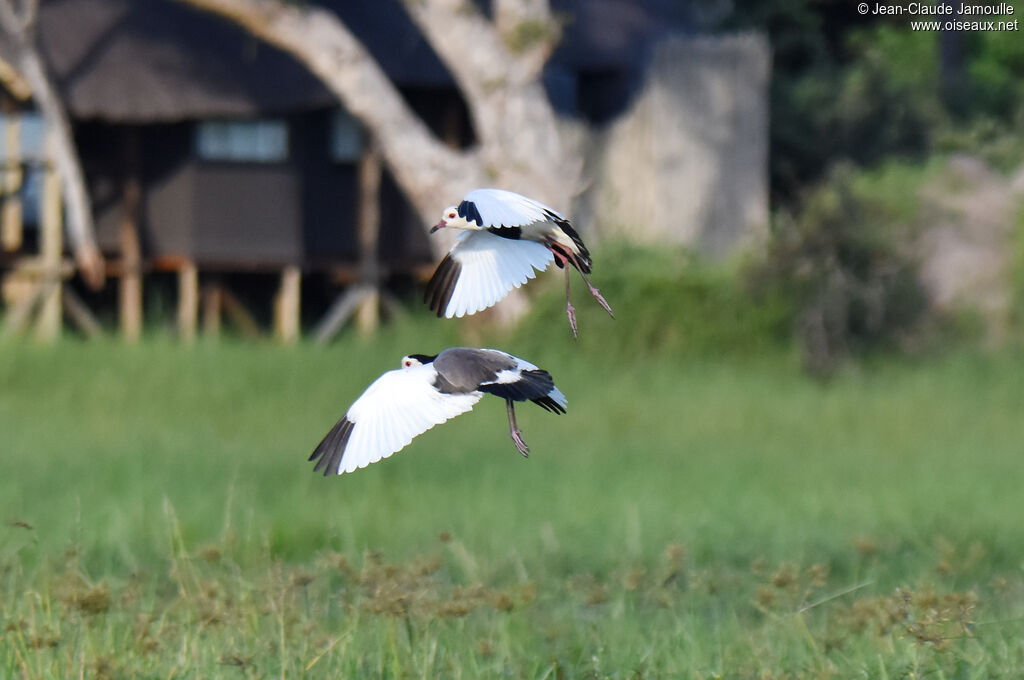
[564,266,579,339]
[568,255,615,319]
[552,249,579,339]
[506,399,530,458]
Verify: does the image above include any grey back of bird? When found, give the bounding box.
[433,348,515,393]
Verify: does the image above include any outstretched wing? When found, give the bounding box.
[309,365,483,475]
[424,231,553,319]
[463,188,566,228]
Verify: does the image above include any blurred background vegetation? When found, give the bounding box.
[726,0,1024,193]
[682,0,1024,373]
[88,1,1024,373]
[3,2,1024,676]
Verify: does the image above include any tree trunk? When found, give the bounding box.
[403,0,576,205]
[175,0,581,256]
[0,0,104,288]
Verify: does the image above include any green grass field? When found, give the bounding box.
[2,321,1024,678]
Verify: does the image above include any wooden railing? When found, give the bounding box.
[0,124,100,341]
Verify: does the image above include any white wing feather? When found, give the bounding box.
[444,231,553,318]
[465,188,565,228]
[339,365,482,473]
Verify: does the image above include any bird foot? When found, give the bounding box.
[566,302,579,339]
[511,428,530,458]
[589,286,615,318]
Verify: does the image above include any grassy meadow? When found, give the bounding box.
[2,296,1024,677]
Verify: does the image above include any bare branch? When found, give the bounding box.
[494,0,557,74]
[0,2,19,33]
[404,0,572,201]
[0,0,104,287]
[178,0,485,231]
[0,0,38,37]
[180,0,578,250]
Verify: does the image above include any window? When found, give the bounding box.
[329,108,363,162]
[0,111,46,228]
[0,111,46,162]
[196,119,288,162]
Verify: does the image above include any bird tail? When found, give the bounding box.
[480,369,566,414]
[532,384,567,414]
[549,216,592,273]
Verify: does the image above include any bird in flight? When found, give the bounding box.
[309,347,567,476]
[425,188,614,338]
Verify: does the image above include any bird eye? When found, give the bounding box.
[447,212,456,219]
[403,359,411,367]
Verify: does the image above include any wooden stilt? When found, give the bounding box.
[177,260,198,343]
[62,287,102,339]
[221,287,262,340]
[119,132,142,342]
[355,143,382,336]
[202,283,222,338]
[2,114,23,252]
[313,141,387,344]
[311,284,402,345]
[312,283,372,344]
[2,272,46,337]
[34,142,61,342]
[274,265,301,344]
[355,287,379,335]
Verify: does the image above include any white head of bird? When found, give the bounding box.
[401,354,428,368]
[430,206,480,233]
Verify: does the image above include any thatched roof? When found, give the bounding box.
[0,0,321,120]
[0,0,455,122]
[0,0,694,122]
[550,0,712,71]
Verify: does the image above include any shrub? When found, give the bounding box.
[511,243,792,362]
[1010,202,1024,337]
[748,163,930,375]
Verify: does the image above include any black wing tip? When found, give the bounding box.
[424,254,460,317]
[487,226,523,240]
[309,417,354,477]
[480,369,563,407]
[532,395,567,414]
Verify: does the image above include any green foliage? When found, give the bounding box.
[963,19,1024,120]
[502,19,558,54]
[838,26,942,151]
[724,1,1024,201]
[2,341,1024,676]
[509,242,791,362]
[750,162,933,374]
[1010,201,1024,335]
[936,114,1024,173]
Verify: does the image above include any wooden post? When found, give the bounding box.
[2,113,22,251]
[355,143,382,336]
[221,287,263,339]
[62,287,102,339]
[202,283,222,338]
[274,265,301,343]
[119,129,143,342]
[177,260,198,343]
[311,139,402,344]
[34,135,62,341]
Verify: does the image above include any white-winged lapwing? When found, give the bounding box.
[309,347,567,475]
[424,188,614,338]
